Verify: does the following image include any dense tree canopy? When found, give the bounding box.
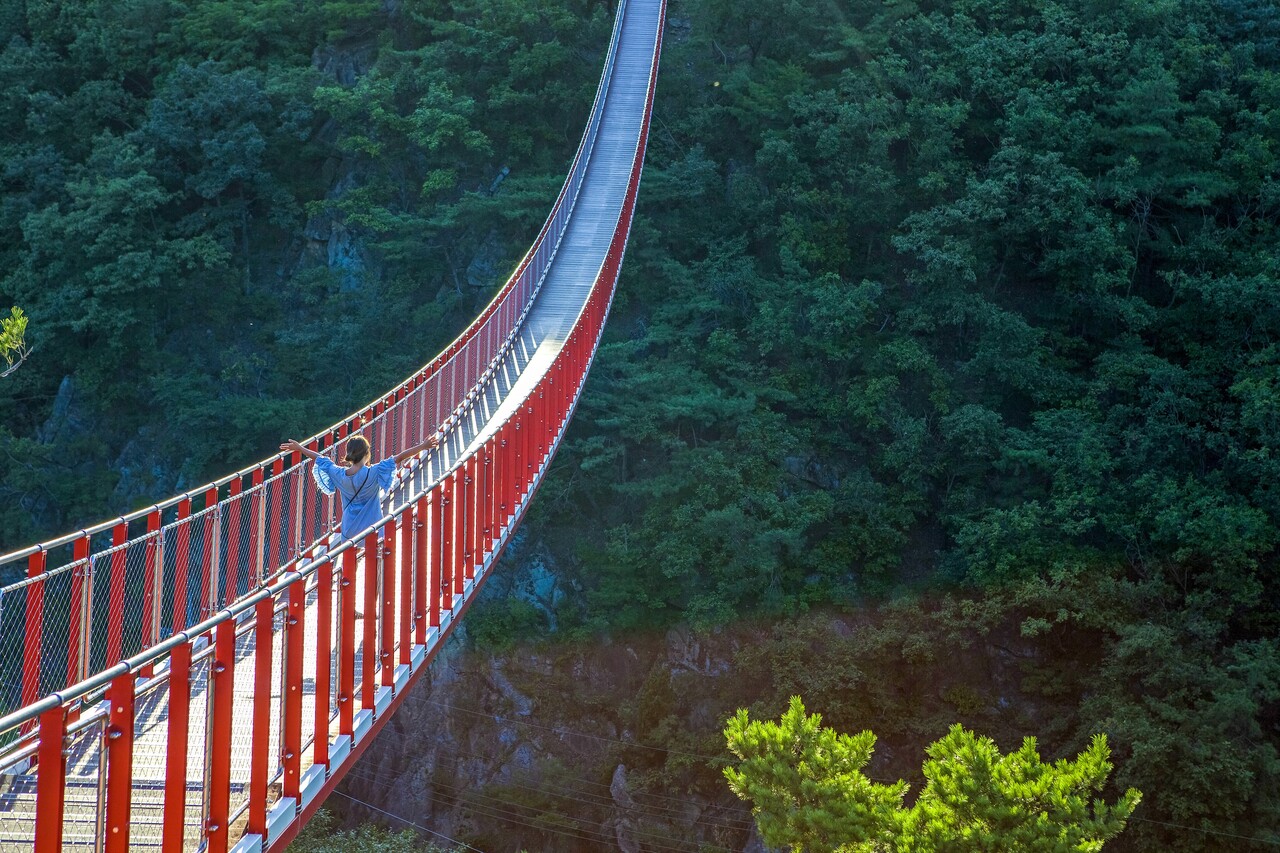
[1,0,1277,849]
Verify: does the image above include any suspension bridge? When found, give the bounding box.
[0,0,665,848]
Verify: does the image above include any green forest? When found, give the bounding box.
[2,0,1279,850]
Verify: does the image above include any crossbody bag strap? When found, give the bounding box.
[341,467,374,516]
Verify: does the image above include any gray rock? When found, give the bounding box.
[782,454,841,490]
[37,375,86,444]
[486,659,533,716]
[111,430,173,510]
[610,764,637,811]
[466,229,507,290]
[312,43,376,87]
[742,824,771,853]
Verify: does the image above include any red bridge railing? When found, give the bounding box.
[0,0,630,727]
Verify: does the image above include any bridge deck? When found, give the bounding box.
[0,0,663,848]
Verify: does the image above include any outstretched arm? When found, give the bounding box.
[394,433,441,466]
[280,439,321,461]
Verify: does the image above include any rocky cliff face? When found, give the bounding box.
[333,547,1060,852]
[341,625,766,852]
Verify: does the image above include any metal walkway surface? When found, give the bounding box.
[0,0,665,850]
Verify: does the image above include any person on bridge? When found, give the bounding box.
[279,433,440,541]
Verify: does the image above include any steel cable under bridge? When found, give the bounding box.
[0,0,665,849]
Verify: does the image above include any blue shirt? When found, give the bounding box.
[314,457,396,541]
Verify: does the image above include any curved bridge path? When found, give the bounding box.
[0,0,665,849]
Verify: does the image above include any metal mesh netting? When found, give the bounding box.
[61,716,105,851]
[268,608,286,806]
[130,674,169,849]
[156,506,214,636]
[442,362,457,438]
[300,454,336,554]
[261,467,302,578]
[38,563,79,699]
[157,523,181,640]
[186,653,212,850]
[350,549,369,711]
[326,566,341,737]
[86,534,153,673]
[372,542,387,689]
[376,403,390,462]
[226,620,257,826]
[223,488,256,605]
[298,580,320,779]
[263,474,283,578]
[0,584,28,724]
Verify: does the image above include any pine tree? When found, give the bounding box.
[725,697,1141,853]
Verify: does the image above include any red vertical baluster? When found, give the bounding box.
[451,470,465,596]
[402,386,411,449]
[104,672,135,853]
[439,478,453,613]
[562,355,570,427]
[283,578,305,801]
[269,457,284,575]
[64,533,89,692]
[106,521,127,667]
[417,374,427,444]
[206,618,236,853]
[532,388,542,479]
[561,353,568,427]
[498,426,510,534]
[415,495,431,640]
[140,509,160,676]
[249,467,265,585]
[399,506,413,666]
[467,455,480,579]
[172,498,192,632]
[361,530,379,710]
[314,557,333,766]
[396,389,405,453]
[201,485,217,622]
[482,442,494,557]
[286,448,300,562]
[225,477,244,603]
[385,399,394,459]
[542,381,550,461]
[162,641,191,853]
[34,705,66,853]
[339,547,357,735]
[539,380,548,465]
[512,417,523,511]
[302,441,318,549]
[381,520,395,687]
[386,393,396,455]
[554,358,564,437]
[493,433,503,542]
[333,427,347,532]
[248,595,273,837]
[458,460,472,585]
[21,549,46,736]
[522,402,533,496]
[523,402,535,496]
